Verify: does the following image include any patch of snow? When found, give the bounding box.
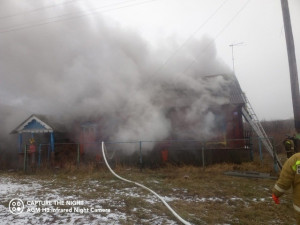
[0,175,182,225]
[197,197,223,202]
[151,180,160,184]
[229,197,243,201]
[163,196,180,202]
[0,176,137,224]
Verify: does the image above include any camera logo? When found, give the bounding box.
[9,198,24,215]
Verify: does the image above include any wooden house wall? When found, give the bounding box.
[225,104,244,148]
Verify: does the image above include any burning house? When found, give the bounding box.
[10,73,251,169]
[0,1,253,168]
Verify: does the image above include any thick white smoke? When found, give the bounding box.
[0,1,233,151]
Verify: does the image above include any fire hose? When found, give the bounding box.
[101,142,191,225]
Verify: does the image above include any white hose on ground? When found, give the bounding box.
[101,142,191,225]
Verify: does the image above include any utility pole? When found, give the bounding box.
[280,0,300,133]
[229,42,244,74]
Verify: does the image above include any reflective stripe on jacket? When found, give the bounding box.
[272,153,300,207]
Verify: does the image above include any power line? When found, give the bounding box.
[0,0,160,34]
[0,0,145,20]
[0,0,252,81]
[0,0,156,31]
[0,0,85,20]
[183,0,251,75]
[153,0,230,75]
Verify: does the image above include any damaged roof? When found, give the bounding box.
[203,74,245,105]
[229,75,245,105]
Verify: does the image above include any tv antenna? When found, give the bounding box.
[229,42,244,73]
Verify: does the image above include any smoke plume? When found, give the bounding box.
[0,1,233,154]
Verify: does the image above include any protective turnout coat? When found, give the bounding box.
[273,153,300,213]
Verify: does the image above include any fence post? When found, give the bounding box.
[139,141,143,171]
[47,145,50,164]
[38,144,41,167]
[249,136,253,161]
[24,145,27,173]
[258,137,263,162]
[272,138,279,172]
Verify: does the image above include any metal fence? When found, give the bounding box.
[20,136,285,172]
[22,143,81,172]
[19,138,264,170]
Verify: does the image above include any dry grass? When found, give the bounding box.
[2,160,296,225]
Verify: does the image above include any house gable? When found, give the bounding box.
[11,115,53,134]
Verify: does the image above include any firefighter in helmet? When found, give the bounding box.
[283,135,295,158]
[272,152,300,224]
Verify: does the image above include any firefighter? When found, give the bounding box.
[283,136,295,158]
[272,152,300,224]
